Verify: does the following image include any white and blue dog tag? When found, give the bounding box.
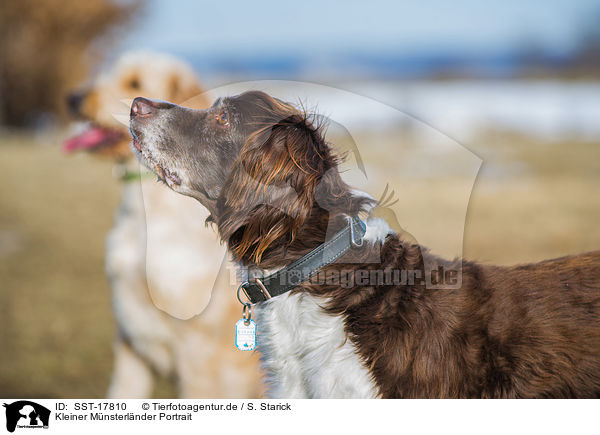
[235,319,257,351]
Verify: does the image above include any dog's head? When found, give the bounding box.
[130,91,372,266]
[64,51,206,160]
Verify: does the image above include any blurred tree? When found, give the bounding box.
[0,0,144,127]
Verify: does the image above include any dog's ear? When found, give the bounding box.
[218,114,336,263]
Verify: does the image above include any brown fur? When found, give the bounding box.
[213,93,600,398]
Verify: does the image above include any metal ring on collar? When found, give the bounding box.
[237,282,251,305]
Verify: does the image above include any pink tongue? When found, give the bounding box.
[62,127,121,153]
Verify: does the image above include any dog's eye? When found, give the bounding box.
[216,111,229,126]
[129,78,140,90]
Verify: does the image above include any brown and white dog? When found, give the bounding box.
[129,90,600,398]
[64,52,262,398]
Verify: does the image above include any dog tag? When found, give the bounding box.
[235,319,257,351]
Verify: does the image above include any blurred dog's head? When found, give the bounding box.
[64,51,206,160]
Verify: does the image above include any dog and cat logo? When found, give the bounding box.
[3,401,50,432]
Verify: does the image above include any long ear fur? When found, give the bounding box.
[218,112,336,263]
[217,95,375,266]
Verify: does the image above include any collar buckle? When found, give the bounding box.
[237,278,272,306]
[252,278,272,300]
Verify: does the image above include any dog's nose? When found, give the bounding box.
[66,91,84,115]
[131,97,175,118]
[131,97,154,117]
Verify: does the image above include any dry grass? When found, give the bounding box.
[0,129,599,398]
[0,133,117,397]
[463,133,600,263]
[336,129,600,264]
[0,133,179,398]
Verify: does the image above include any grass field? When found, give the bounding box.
[1,128,599,398]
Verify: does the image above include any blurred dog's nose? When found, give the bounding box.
[66,91,84,115]
[131,97,175,118]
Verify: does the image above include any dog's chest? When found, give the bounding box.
[109,180,225,317]
[254,293,378,398]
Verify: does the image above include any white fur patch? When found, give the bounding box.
[255,292,379,398]
[363,217,394,243]
[243,217,395,398]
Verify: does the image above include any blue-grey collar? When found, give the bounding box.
[237,216,367,305]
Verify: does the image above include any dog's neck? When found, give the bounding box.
[230,207,357,270]
[237,216,367,304]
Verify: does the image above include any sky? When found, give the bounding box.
[118,0,600,57]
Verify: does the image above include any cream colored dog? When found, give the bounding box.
[64,51,262,398]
